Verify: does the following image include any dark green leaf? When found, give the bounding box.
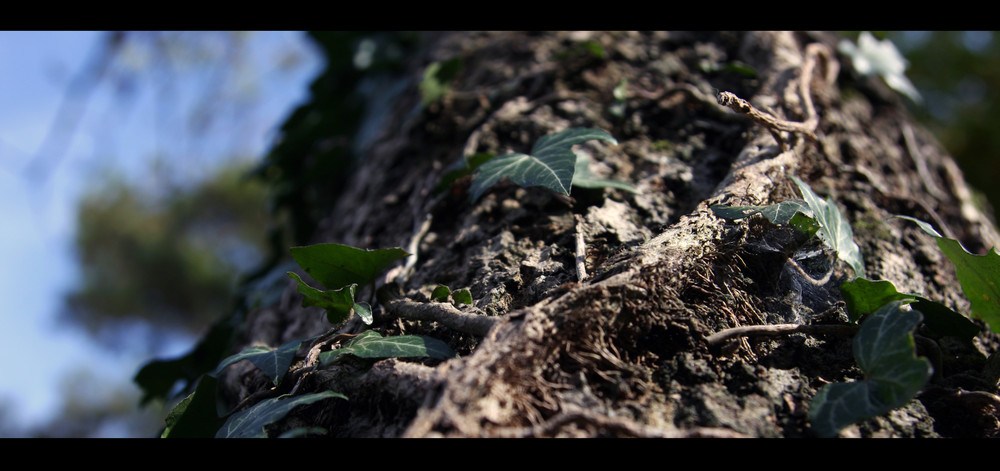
[161,375,221,438]
[318,331,456,366]
[431,285,451,302]
[791,176,865,278]
[287,272,356,324]
[213,338,304,386]
[840,278,916,323]
[910,298,981,340]
[216,390,347,438]
[572,153,638,193]
[289,243,409,291]
[469,128,617,202]
[452,288,473,305]
[840,277,979,339]
[897,215,1000,333]
[809,301,932,437]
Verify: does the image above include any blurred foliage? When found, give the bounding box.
[250,31,419,247]
[884,31,1000,222]
[135,31,422,408]
[63,160,272,349]
[29,370,165,438]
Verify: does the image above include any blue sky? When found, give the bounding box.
[0,31,321,434]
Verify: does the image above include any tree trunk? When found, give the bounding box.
[220,31,1000,438]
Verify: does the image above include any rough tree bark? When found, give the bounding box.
[220,31,1000,437]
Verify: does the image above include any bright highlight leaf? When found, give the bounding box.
[216,390,347,438]
[809,301,932,437]
[840,277,979,339]
[791,176,865,278]
[469,128,618,202]
[897,215,1000,332]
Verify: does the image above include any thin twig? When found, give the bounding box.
[706,323,858,348]
[717,92,816,151]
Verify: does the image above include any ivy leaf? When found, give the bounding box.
[809,301,932,437]
[161,375,221,438]
[289,243,409,291]
[213,338,305,386]
[840,278,917,323]
[216,390,347,438]
[711,199,812,225]
[840,277,980,340]
[572,153,638,193]
[318,330,456,366]
[897,215,1000,333]
[791,176,866,278]
[469,128,618,202]
[431,285,451,302]
[287,272,357,324]
[452,288,473,305]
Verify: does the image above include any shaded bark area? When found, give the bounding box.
[222,31,1000,437]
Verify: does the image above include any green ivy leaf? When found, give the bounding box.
[452,288,473,305]
[318,330,456,366]
[216,390,347,438]
[289,243,409,291]
[213,338,304,386]
[840,277,980,340]
[161,375,222,438]
[469,128,618,202]
[287,272,357,324]
[431,285,451,302]
[791,176,866,278]
[897,215,1000,333]
[840,278,916,323]
[711,199,812,225]
[572,153,638,193]
[809,301,932,437]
